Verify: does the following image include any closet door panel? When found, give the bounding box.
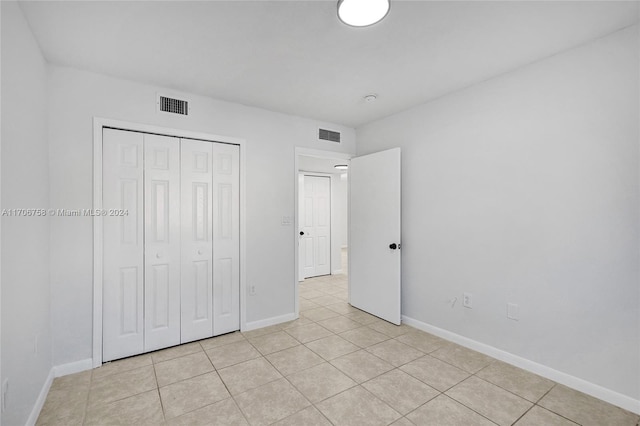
[212,143,240,335]
[144,134,181,352]
[181,139,214,342]
[103,128,144,361]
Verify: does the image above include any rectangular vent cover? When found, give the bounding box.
[319,128,341,143]
[159,95,188,115]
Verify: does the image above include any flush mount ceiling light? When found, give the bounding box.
[334,164,349,170]
[364,94,378,103]
[338,0,390,27]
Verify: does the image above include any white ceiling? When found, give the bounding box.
[19,1,639,128]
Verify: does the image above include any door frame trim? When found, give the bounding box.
[93,117,247,368]
[294,148,351,319]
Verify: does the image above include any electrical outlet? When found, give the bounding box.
[2,379,8,413]
[507,303,519,321]
[463,292,472,308]
[250,285,256,295]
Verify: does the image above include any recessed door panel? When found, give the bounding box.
[144,134,181,352]
[181,139,214,343]
[103,128,144,361]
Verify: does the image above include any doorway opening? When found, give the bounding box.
[294,148,351,318]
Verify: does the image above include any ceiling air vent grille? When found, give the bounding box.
[158,95,188,115]
[319,128,341,143]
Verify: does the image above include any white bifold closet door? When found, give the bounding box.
[103,129,146,361]
[103,128,239,362]
[181,139,240,341]
[144,134,181,352]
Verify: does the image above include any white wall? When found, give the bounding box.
[1,2,53,425]
[47,66,355,366]
[357,26,639,401]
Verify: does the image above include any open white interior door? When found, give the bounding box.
[349,148,401,325]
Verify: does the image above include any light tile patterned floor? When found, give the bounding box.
[38,271,639,425]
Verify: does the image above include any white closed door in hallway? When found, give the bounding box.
[300,175,331,278]
[102,128,240,362]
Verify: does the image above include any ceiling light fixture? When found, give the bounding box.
[334,164,349,170]
[364,94,377,103]
[337,0,390,27]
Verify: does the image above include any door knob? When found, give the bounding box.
[389,243,397,250]
[197,249,203,255]
[156,253,162,258]
[299,231,305,236]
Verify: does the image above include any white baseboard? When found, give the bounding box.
[53,358,93,378]
[332,269,343,275]
[26,358,94,425]
[25,369,54,426]
[244,312,297,332]
[402,315,640,415]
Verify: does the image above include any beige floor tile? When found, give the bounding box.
[249,330,299,354]
[396,332,446,354]
[300,299,321,312]
[273,406,332,426]
[406,394,495,426]
[514,406,578,426]
[367,321,412,338]
[285,323,334,343]
[199,331,246,350]
[92,354,153,380]
[390,417,416,426]
[476,360,555,402]
[317,316,363,333]
[160,372,230,419]
[151,341,203,364]
[400,355,470,391]
[345,310,381,325]
[326,302,359,315]
[445,376,532,426]
[305,335,360,360]
[37,386,88,425]
[155,351,214,387]
[302,306,342,321]
[300,289,326,299]
[205,340,261,369]
[339,327,389,348]
[166,398,248,426]
[217,357,282,395]
[280,317,315,329]
[331,350,394,383]
[49,370,92,391]
[362,369,440,415]
[316,386,401,426]
[366,339,424,367]
[84,389,164,425]
[429,343,494,373]
[241,324,285,339]
[234,378,310,426]
[266,345,325,376]
[89,365,157,407]
[321,286,345,295]
[287,362,357,403]
[310,295,343,306]
[538,384,639,426]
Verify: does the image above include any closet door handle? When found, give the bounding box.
[156,253,162,259]
[197,249,203,255]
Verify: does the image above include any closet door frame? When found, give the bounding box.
[92,117,246,368]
